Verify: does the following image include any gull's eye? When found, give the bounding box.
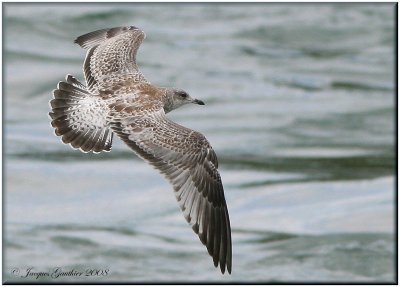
[179,92,188,98]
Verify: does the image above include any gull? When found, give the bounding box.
[49,26,232,274]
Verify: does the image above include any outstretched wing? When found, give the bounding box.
[111,109,232,274]
[74,26,148,94]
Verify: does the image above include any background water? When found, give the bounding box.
[3,3,396,283]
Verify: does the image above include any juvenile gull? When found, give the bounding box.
[49,26,232,274]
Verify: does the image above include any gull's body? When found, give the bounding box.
[49,26,232,274]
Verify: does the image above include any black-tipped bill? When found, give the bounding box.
[194,99,205,105]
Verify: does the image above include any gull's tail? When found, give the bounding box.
[49,74,113,153]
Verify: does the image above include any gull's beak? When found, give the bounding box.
[193,99,205,105]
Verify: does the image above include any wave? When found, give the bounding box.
[5,222,395,282]
[6,50,80,64]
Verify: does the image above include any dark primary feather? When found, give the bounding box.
[74,26,141,49]
[110,109,232,274]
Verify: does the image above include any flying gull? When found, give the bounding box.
[49,26,232,274]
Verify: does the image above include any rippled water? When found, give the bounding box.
[4,3,396,283]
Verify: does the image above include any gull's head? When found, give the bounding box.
[164,88,205,113]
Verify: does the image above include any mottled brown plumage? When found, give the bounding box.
[49,26,232,274]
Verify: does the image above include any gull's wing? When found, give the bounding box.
[111,109,232,274]
[74,26,148,94]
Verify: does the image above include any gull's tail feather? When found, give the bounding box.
[49,74,113,153]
